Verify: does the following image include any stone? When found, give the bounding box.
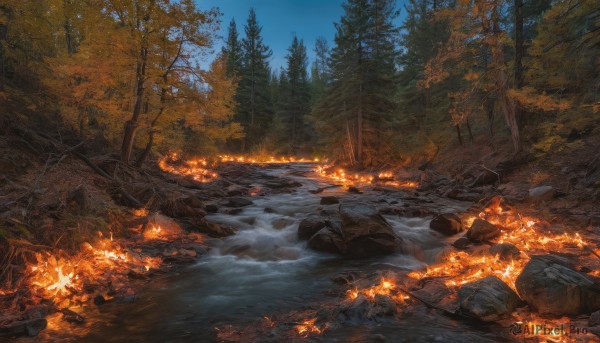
[430,213,463,236]
[225,197,253,208]
[271,218,294,230]
[320,196,339,205]
[308,227,345,254]
[516,255,600,315]
[204,204,218,213]
[590,310,600,327]
[466,219,500,242]
[458,276,523,321]
[338,204,401,257]
[297,217,326,240]
[468,169,500,187]
[0,318,47,337]
[528,186,555,203]
[306,205,401,257]
[60,309,85,324]
[195,220,236,238]
[453,237,471,249]
[348,186,362,194]
[489,243,520,261]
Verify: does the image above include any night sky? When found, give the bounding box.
[197,0,408,71]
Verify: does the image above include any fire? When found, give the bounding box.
[346,277,409,304]
[27,234,162,305]
[218,154,316,164]
[408,251,527,290]
[295,318,324,337]
[158,153,219,183]
[143,225,163,240]
[408,202,590,291]
[315,164,418,189]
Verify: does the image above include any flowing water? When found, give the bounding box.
[27,163,511,343]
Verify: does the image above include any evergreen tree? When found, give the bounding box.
[279,36,311,154]
[312,0,400,166]
[310,36,330,105]
[221,18,242,78]
[237,8,273,150]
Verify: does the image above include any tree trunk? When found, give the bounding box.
[120,44,148,164]
[514,0,524,128]
[63,0,75,56]
[491,11,521,153]
[456,124,463,146]
[466,118,473,142]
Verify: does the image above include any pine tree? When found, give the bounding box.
[279,36,311,154]
[237,8,273,151]
[312,0,400,166]
[310,36,330,105]
[221,18,243,78]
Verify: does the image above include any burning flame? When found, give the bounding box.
[27,235,162,306]
[295,318,324,337]
[158,153,219,183]
[408,202,589,291]
[315,164,418,189]
[346,277,409,304]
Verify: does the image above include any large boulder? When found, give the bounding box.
[307,205,401,257]
[516,255,600,315]
[466,219,500,242]
[430,213,463,236]
[308,227,346,254]
[297,216,326,240]
[458,276,523,321]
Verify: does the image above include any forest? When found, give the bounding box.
[0,0,600,342]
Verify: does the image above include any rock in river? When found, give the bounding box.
[429,213,463,236]
[308,204,401,257]
[320,196,339,205]
[458,276,523,321]
[225,197,254,208]
[466,219,500,242]
[297,216,326,240]
[516,255,600,316]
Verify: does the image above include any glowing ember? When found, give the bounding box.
[346,277,409,304]
[30,254,77,297]
[295,318,324,337]
[27,235,162,305]
[408,251,527,290]
[315,164,418,189]
[218,154,317,164]
[143,225,164,240]
[408,202,590,291]
[158,153,219,183]
[133,208,149,217]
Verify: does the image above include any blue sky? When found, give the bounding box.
[196,0,408,71]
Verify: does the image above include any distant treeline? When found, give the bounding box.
[1,0,598,167]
